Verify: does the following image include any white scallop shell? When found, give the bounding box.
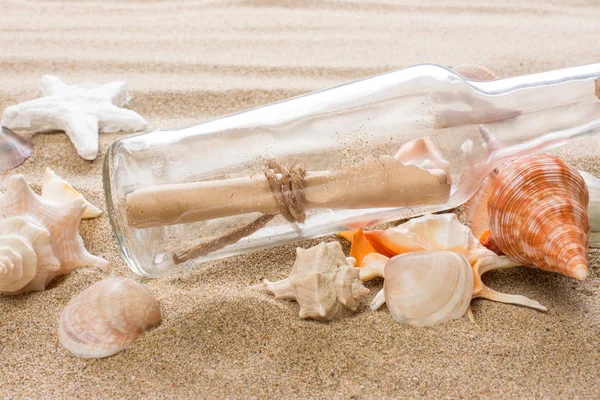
[59,278,161,358]
[371,251,474,327]
[0,175,108,295]
[42,168,102,219]
[258,242,370,321]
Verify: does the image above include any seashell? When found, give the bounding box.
[579,171,600,247]
[469,155,590,280]
[349,214,547,315]
[394,137,451,179]
[369,251,474,327]
[452,64,499,81]
[58,278,161,358]
[0,175,108,295]
[257,241,370,321]
[0,127,33,173]
[42,167,102,219]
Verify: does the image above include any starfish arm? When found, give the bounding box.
[2,98,69,132]
[93,81,130,106]
[40,75,70,96]
[57,112,100,160]
[95,104,148,133]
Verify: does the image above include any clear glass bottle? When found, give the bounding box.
[104,63,600,277]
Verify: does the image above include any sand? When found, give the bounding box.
[1,1,600,398]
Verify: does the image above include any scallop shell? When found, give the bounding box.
[59,278,161,358]
[0,127,33,173]
[369,251,474,327]
[0,175,108,295]
[485,155,590,280]
[257,241,370,321]
[42,167,102,219]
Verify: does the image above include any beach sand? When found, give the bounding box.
[1,1,599,398]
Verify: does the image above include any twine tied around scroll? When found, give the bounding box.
[172,160,307,264]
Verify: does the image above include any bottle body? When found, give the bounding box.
[104,63,600,277]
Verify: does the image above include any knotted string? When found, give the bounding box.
[173,160,307,264]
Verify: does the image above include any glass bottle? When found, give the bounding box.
[104,63,600,277]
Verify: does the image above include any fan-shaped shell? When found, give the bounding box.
[0,175,107,294]
[487,155,590,280]
[59,278,161,358]
[0,127,33,173]
[378,251,474,327]
[259,242,369,321]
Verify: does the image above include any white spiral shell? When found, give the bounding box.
[0,175,107,295]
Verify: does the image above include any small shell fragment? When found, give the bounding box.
[0,127,33,173]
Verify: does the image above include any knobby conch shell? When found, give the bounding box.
[257,242,370,321]
[42,167,102,219]
[468,155,590,280]
[59,278,161,358]
[0,175,108,295]
[342,214,547,319]
[369,251,474,327]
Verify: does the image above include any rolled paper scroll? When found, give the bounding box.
[126,156,451,228]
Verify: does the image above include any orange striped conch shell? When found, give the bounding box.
[468,154,590,281]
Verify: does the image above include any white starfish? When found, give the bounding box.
[1,75,148,160]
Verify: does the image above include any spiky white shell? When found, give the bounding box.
[260,242,369,321]
[379,251,474,327]
[42,168,102,219]
[0,175,108,294]
[59,278,161,358]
